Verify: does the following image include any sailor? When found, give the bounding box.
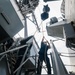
[37,36,51,74]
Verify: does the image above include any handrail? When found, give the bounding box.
[0,44,27,56]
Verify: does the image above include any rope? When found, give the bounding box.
[36,2,46,38]
[42,22,44,37]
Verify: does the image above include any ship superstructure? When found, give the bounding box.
[0,0,75,75]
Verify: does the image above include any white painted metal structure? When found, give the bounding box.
[0,0,24,38]
[46,0,75,74]
[0,0,39,75]
[46,21,75,38]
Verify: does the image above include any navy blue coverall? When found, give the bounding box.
[37,41,51,74]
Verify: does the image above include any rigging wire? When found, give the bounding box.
[33,21,43,36]
[42,22,44,37]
